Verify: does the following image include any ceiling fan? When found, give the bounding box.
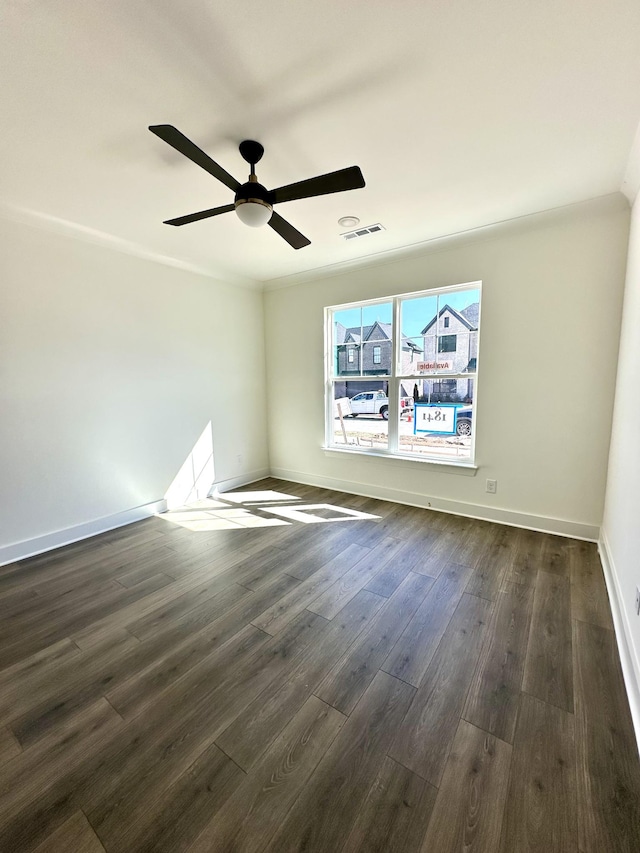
[149,125,366,249]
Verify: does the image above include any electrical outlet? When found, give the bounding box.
[486,479,497,494]
[635,586,640,616]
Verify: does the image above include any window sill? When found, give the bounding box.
[322,446,478,476]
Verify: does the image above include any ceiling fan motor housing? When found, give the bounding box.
[234,178,273,226]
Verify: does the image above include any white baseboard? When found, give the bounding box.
[0,467,271,569]
[598,531,640,754]
[0,498,168,568]
[269,467,599,541]
[210,467,271,496]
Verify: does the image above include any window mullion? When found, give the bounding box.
[388,297,400,453]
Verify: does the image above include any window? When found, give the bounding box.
[438,334,457,353]
[327,283,480,463]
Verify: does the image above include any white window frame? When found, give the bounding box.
[373,345,382,364]
[325,281,481,465]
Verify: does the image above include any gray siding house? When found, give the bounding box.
[334,321,421,398]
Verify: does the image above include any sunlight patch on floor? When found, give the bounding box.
[260,503,379,524]
[159,507,290,531]
[158,488,378,531]
[219,490,302,504]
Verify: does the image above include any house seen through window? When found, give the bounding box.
[327,282,481,462]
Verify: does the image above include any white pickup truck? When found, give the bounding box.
[348,390,413,420]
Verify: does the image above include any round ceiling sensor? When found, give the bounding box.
[338,215,360,228]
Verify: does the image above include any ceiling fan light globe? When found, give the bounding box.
[235,199,273,228]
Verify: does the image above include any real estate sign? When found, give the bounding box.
[414,403,458,435]
[416,360,453,372]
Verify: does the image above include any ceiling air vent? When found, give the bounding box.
[341,223,385,241]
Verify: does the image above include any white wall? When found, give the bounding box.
[264,196,629,538]
[601,195,640,729]
[0,216,268,558]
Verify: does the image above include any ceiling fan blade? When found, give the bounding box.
[270,166,365,205]
[268,211,311,249]
[164,204,235,226]
[149,125,240,192]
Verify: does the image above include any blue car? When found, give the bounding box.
[454,406,473,436]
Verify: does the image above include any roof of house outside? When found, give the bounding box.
[420,302,479,335]
[337,320,422,352]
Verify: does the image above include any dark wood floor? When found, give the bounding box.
[0,478,639,852]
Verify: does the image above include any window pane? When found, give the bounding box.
[331,302,392,378]
[397,380,474,460]
[399,293,437,376]
[408,287,480,376]
[438,334,457,353]
[331,381,389,450]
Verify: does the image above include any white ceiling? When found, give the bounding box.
[3,0,640,285]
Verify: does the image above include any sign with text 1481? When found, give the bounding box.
[414,403,457,435]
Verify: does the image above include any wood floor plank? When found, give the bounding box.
[574,619,640,852]
[0,727,21,767]
[382,563,473,687]
[363,558,411,597]
[463,580,534,743]
[73,624,140,652]
[190,695,345,853]
[251,542,370,635]
[389,592,493,786]
[33,810,106,853]
[0,698,123,847]
[522,570,573,712]
[0,638,80,691]
[0,573,173,669]
[264,670,416,853]
[81,627,277,850]
[541,534,573,577]
[411,531,460,578]
[350,503,408,547]
[125,573,244,641]
[107,573,301,721]
[499,693,577,853]
[69,550,252,646]
[283,523,370,581]
[307,536,404,619]
[570,541,614,629]
[0,626,140,733]
[0,577,127,640]
[465,524,518,600]
[341,756,437,853]
[451,519,500,569]
[93,741,243,853]
[503,527,544,588]
[316,571,434,715]
[420,719,512,853]
[362,532,442,594]
[215,590,385,770]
